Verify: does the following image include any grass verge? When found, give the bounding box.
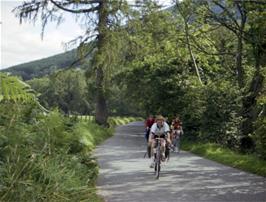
[69,115,143,126]
[181,139,266,177]
[108,116,143,127]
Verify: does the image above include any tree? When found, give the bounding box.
[186,0,265,140]
[240,1,266,137]
[14,0,132,125]
[202,0,248,88]
[28,70,91,114]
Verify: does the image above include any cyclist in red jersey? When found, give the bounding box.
[145,115,155,142]
[170,116,184,153]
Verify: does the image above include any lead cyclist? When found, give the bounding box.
[148,115,171,168]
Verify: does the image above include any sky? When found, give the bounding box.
[0,0,174,69]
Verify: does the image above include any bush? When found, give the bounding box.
[179,78,205,139]
[254,94,266,159]
[200,81,242,148]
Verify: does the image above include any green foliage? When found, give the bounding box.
[0,73,36,103]
[179,79,205,138]
[254,114,266,160]
[200,81,242,147]
[0,117,109,201]
[253,80,266,159]
[0,108,105,201]
[73,121,113,153]
[28,70,91,115]
[0,75,110,201]
[115,0,266,158]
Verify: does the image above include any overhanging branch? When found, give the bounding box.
[50,0,99,13]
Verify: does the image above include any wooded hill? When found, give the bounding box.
[1,49,79,80]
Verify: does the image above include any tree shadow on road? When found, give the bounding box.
[95,122,266,202]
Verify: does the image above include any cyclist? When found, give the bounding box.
[145,115,155,142]
[170,115,183,152]
[149,115,171,168]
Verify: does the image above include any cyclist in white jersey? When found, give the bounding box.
[149,115,171,167]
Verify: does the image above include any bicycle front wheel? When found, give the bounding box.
[154,151,161,179]
[155,161,160,179]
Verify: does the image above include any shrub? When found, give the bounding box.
[254,94,266,159]
[200,81,242,148]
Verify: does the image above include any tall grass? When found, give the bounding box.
[0,111,104,202]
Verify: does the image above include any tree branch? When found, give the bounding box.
[188,36,234,56]
[234,0,266,5]
[213,0,240,29]
[50,0,99,13]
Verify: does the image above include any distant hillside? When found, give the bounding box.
[1,49,79,80]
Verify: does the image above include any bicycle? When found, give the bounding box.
[154,136,170,179]
[154,137,162,179]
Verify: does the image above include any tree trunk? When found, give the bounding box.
[236,34,245,88]
[95,0,108,126]
[95,66,108,125]
[241,72,264,135]
[241,43,264,137]
[235,5,246,89]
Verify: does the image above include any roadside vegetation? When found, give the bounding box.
[182,140,266,177]
[0,73,140,201]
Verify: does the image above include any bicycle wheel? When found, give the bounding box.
[154,150,160,179]
[155,161,160,179]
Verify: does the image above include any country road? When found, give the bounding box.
[95,122,266,202]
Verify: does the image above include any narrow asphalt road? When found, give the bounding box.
[95,122,266,202]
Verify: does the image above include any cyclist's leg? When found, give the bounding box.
[176,130,181,152]
[152,140,158,158]
[169,131,174,151]
[170,130,174,142]
[165,141,170,159]
[150,138,156,168]
[145,128,150,142]
[171,131,176,151]
[147,142,152,158]
[172,135,177,146]
[177,136,181,152]
[146,129,151,157]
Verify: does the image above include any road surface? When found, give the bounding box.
[95,122,266,202]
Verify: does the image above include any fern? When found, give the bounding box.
[0,73,35,102]
[0,73,48,112]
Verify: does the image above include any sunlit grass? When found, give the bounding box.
[71,115,143,127]
[108,116,143,127]
[182,140,266,177]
